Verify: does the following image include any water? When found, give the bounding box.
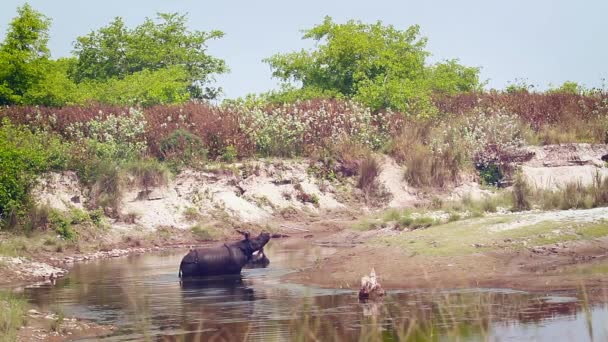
[20,239,608,341]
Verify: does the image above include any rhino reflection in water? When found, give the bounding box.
[179,231,271,278]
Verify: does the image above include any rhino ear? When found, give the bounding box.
[236,229,250,240]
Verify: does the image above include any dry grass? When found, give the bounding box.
[511,172,608,212]
[357,154,380,195]
[512,172,532,211]
[125,159,171,191]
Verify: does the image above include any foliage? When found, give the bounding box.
[265,16,480,113]
[21,58,80,106]
[392,121,461,188]
[0,119,68,227]
[159,128,207,167]
[435,91,608,144]
[548,81,584,95]
[530,173,608,211]
[221,145,238,163]
[238,99,394,157]
[478,164,502,186]
[66,107,148,165]
[0,4,51,105]
[72,13,227,100]
[48,209,76,240]
[76,66,191,106]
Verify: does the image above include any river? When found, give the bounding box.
[20,238,608,341]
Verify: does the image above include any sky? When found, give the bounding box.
[1,0,607,99]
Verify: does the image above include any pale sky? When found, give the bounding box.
[1,0,606,99]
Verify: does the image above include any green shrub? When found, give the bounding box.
[66,108,147,165]
[0,119,69,227]
[159,129,207,168]
[48,210,76,240]
[88,208,105,227]
[478,164,503,187]
[222,145,238,163]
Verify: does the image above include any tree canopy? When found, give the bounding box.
[72,13,228,100]
[265,16,481,114]
[0,3,51,105]
[0,5,227,106]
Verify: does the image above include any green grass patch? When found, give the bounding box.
[372,215,608,257]
[190,224,221,240]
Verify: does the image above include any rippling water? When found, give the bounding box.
[20,239,608,341]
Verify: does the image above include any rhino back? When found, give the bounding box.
[194,246,248,275]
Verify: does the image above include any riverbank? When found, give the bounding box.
[285,207,608,293]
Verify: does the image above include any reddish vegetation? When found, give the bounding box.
[435,91,608,127]
[1,92,607,161]
[144,103,253,158]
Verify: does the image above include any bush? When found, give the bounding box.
[435,91,608,144]
[478,164,503,187]
[238,99,395,157]
[511,172,531,211]
[357,154,380,195]
[222,145,238,163]
[159,129,207,167]
[124,159,171,191]
[48,209,76,240]
[89,161,123,214]
[0,119,69,227]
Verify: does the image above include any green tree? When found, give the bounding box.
[78,65,191,106]
[548,80,584,94]
[265,16,480,114]
[0,3,51,105]
[72,13,228,100]
[22,57,80,106]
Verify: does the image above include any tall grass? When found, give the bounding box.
[511,171,608,212]
[357,154,381,197]
[0,291,28,342]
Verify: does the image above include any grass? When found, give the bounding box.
[119,282,608,341]
[0,291,28,342]
[182,207,202,222]
[125,158,171,191]
[357,153,380,197]
[373,214,608,257]
[190,224,221,241]
[512,172,608,212]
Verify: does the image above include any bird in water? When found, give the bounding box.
[359,268,385,300]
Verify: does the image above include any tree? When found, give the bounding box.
[72,13,228,100]
[77,66,191,106]
[0,3,51,105]
[265,16,480,114]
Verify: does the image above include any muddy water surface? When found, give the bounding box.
[21,239,608,341]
